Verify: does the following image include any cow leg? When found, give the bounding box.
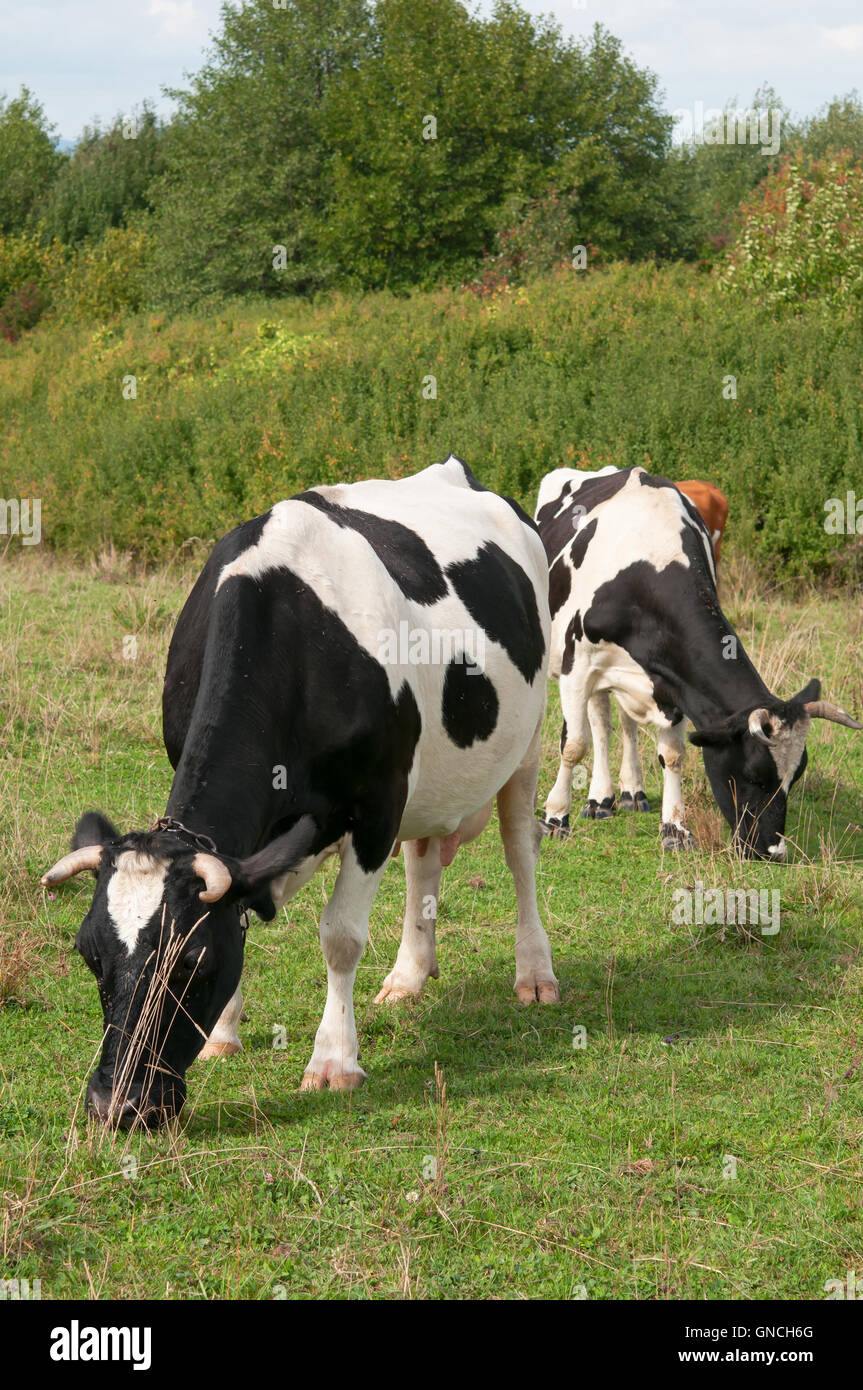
[542,672,591,836]
[197,984,244,1060]
[301,842,388,1091]
[375,801,494,1003]
[584,690,615,820]
[375,837,443,1002]
[657,719,694,850]
[499,722,559,1004]
[617,706,650,812]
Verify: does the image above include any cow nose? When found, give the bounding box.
[767,838,787,861]
[86,1078,152,1128]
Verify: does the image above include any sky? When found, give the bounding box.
[0,0,860,141]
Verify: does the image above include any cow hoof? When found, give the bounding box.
[515,978,560,1005]
[594,797,615,820]
[300,1068,366,1092]
[374,980,423,1004]
[661,823,695,851]
[634,791,650,813]
[619,790,650,813]
[540,816,570,840]
[196,1040,243,1060]
[580,800,597,820]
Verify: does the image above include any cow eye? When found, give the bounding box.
[181,947,205,975]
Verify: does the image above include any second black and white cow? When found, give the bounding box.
[41,456,558,1127]
[535,465,861,857]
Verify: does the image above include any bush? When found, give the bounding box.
[55,222,154,323]
[721,150,863,306]
[0,229,61,303]
[0,282,48,342]
[1,262,860,580]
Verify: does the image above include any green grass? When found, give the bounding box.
[1,553,861,1300]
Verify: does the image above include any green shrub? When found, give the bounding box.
[1,263,860,579]
[721,151,863,306]
[55,222,154,323]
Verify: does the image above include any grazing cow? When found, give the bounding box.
[548,469,730,822]
[535,465,861,854]
[677,480,729,564]
[41,456,558,1128]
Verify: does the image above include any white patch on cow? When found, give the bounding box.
[589,642,677,727]
[107,852,169,954]
[766,719,810,792]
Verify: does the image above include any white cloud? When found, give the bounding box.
[820,24,863,52]
[144,0,209,43]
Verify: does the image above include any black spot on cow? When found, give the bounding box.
[537,469,630,564]
[163,509,273,767]
[296,491,448,605]
[561,610,582,674]
[637,470,675,490]
[441,659,499,748]
[579,516,741,726]
[165,563,422,873]
[549,555,571,617]
[446,542,545,683]
[535,480,573,532]
[570,518,598,569]
[559,718,568,755]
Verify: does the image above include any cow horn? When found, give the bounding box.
[804,700,863,729]
[41,844,103,886]
[747,709,773,743]
[192,852,232,903]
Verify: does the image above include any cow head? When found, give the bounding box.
[689,680,862,859]
[42,810,318,1128]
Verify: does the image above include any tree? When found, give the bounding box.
[146,0,372,304]
[39,105,166,245]
[321,10,678,289]
[0,88,65,233]
[790,91,863,162]
[673,86,790,260]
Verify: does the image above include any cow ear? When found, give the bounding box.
[689,727,731,748]
[790,678,821,706]
[72,811,120,851]
[231,815,320,901]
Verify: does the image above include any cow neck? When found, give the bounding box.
[164,727,292,861]
[647,602,772,733]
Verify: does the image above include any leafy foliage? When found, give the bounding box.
[720,151,863,306]
[0,88,65,234]
[55,221,155,323]
[2,262,860,578]
[39,106,166,245]
[146,0,372,305]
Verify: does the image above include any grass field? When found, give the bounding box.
[1,548,861,1300]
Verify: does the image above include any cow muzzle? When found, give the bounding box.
[86,1073,186,1129]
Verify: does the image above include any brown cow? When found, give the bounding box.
[677,480,729,564]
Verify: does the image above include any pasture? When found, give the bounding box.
[1,548,861,1300]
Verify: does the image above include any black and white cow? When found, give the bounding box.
[535,465,861,857]
[41,456,558,1127]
